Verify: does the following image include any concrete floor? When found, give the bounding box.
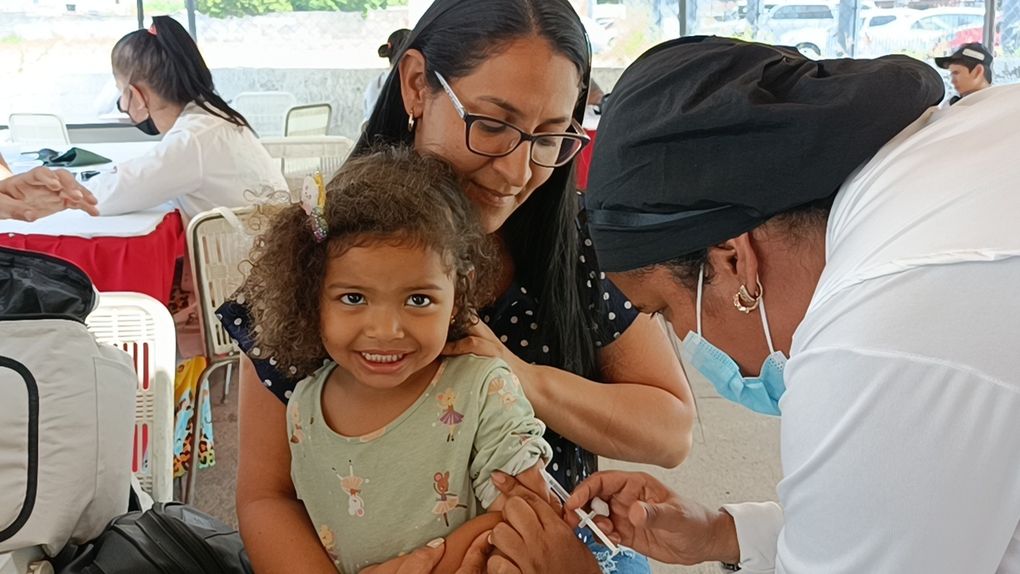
[189,368,782,574]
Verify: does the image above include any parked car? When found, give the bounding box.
[762,0,881,56]
[860,7,985,57]
[758,0,839,43]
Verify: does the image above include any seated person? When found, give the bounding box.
[238,147,556,572]
[87,16,286,220]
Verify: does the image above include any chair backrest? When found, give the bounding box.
[85,292,175,503]
[285,103,332,137]
[186,207,257,359]
[233,91,296,138]
[7,113,70,145]
[259,135,355,198]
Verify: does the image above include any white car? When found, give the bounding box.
[859,7,985,57]
[759,0,877,55]
[758,0,838,43]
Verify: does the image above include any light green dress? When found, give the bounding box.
[287,354,552,573]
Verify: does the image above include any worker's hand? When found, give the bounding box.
[566,471,740,565]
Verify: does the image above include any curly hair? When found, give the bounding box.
[240,146,496,378]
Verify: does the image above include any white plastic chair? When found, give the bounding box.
[233,91,296,138]
[183,207,257,502]
[285,103,332,137]
[0,546,46,574]
[260,135,354,199]
[7,113,70,146]
[85,292,176,504]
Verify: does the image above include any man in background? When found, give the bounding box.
[936,42,993,105]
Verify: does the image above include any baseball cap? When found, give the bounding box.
[935,42,993,69]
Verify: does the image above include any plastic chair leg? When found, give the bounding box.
[181,357,238,503]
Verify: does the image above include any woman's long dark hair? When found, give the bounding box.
[112,16,251,130]
[358,0,599,381]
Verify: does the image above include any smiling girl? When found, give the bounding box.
[240,147,554,573]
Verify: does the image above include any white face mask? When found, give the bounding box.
[679,264,787,416]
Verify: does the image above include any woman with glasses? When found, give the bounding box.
[216,0,694,572]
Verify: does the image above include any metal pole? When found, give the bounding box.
[136,0,144,29]
[186,0,198,40]
[679,0,688,36]
[983,0,996,55]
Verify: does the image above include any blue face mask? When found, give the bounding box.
[680,264,787,416]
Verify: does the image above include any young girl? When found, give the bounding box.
[240,147,554,573]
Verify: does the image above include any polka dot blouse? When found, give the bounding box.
[217,222,639,489]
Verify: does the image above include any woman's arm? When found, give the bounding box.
[446,314,694,468]
[87,131,203,215]
[236,356,338,574]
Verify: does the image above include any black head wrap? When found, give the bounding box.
[586,36,944,272]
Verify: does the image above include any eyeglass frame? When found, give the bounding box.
[433,70,591,168]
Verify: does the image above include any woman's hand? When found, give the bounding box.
[487,473,601,574]
[0,167,99,221]
[565,471,740,566]
[360,533,493,574]
[488,469,562,516]
[442,319,533,380]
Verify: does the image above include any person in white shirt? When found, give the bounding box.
[557,36,1020,573]
[88,16,287,220]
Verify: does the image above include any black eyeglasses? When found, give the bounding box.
[434,71,590,168]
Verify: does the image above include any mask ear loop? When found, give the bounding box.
[758,286,776,354]
[695,263,705,335]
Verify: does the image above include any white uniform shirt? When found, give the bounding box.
[724,84,1020,573]
[88,102,287,220]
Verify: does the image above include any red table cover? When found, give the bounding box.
[0,211,185,304]
[576,128,597,191]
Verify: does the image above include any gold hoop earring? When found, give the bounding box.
[407,115,417,132]
[733,279,764,314]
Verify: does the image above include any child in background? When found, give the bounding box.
[239,147,554,573]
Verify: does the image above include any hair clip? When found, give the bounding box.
[301,172,328,243]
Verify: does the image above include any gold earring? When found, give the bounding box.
[407,115,417,132]
[733,279,763,314]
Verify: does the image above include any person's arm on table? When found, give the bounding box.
[0,167,99,221]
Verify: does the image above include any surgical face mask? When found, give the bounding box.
[118,88,161,136]
[680,264,787,416]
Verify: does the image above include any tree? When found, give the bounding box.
[197,0,292,18]
[290,0,391,9]
[197,0,402,17]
